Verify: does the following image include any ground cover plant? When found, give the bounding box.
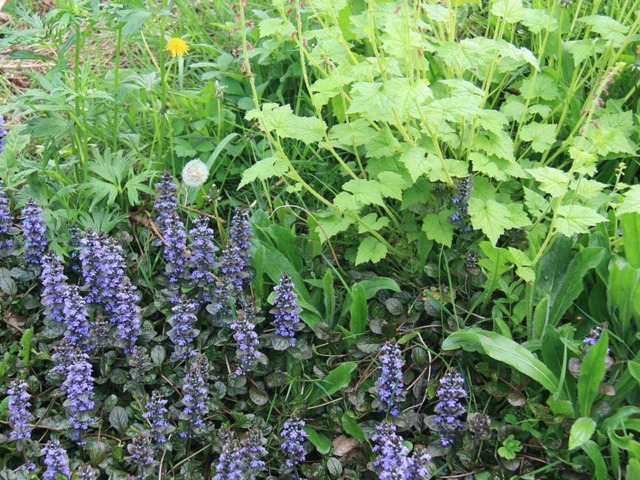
[0,0,640,479]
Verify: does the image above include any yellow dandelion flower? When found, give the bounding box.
[165,37,189,58]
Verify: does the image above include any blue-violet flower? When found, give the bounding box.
[21,199,47,266]
[376,341,405,416]
[271,273,302,348]
[0,179,14,253]
[167,297,199,360]
[41,439,72,480]
[7,379,34,441]
[220,207,253,293]
[433,369,467,447]
[280,417,306,469]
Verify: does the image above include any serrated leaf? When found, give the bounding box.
[468,198,512,245]
[555,205,607,236]
[520,123,557,153]
[376,172,408,200]
[355,237,388,265]
[314,211,354,241]
[329,118,376,146]
[238,156,289,189]
[247,103,326,144]
[365,129,401,158]
[528,166,569,198]
[617,185,640,215]
[342,179,385,206]
[258,18,295,38]
[347,82,395,122]
[579,15,629,46]
[358,213,390,233]
[399,147,429,182]
[422,211,454,247]
[491,0,525,23]
[521,7,558,33]
[311,74,353,108]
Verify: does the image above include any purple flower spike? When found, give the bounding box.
[41,439,72,480]
[376,341,405,416]
[0,180,14,253]
[179,355,209,437]
[144,391,171,446]
[231,305,261,376]
[280,417,306,469]
[271,273,302,348]
[434,369,467,447]
[167,297,199,360]
[220,207,253,293]
[21,199,47,266]
[7,379,34,441]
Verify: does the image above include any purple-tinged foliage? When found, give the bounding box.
[376,341,405,416]
[280,417,306,469]
[167,297,199,360]
[144,391,171,446]
[231,306,261,376]
[75,465,99,480]
[271,273,302,348]
[41,439,72,480]
[21,199,47,266]
[213,429,267,480]
[0,180,14,253]
[51,342,95,444]
[127,433,154,473]
[434,369,467,447]
[154,172,188,283]
[179,355,209,437]
[7,379,33,441]
[220,207,253,293]
[189,216,217,287]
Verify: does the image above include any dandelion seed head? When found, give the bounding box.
[182,159,209,188]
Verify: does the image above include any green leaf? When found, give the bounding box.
[342,179,385,206]
[578,330,608,417]
[520,123,557,153]
[308,362,357,404]
[238,156,289,189]
[314,211,354,241]
[629,361,640,386]
[347,82,395,123]
[491,0,525,23]
[569,417,597,450]
[544,246,605,327]
[579,15,629,46]
[399,147,429,182]
[349,284,367,342]
[311,75,353,108]
[341,413,366,443]
[329,119,376,147]
[555,205,608,237]
[619,186,640,215]
[376,172,409,200]
[608,257,640,342]
[527,166,569,197]
[422,211,454,247]
[468,198,512,245]
[442,328,559,393]
[258,18,295,38]
[356,278,401,299]
[355,237,388,265]
[305,426,332,455]
[365,128,401,159]
[581,440,608,480]
[247,103,326,144]
[532,295,550,340]
[323,270,336,327]
[521,7,558,33]
[19,327,34,367]
[358,213,390,233]
[108,406,129,433]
